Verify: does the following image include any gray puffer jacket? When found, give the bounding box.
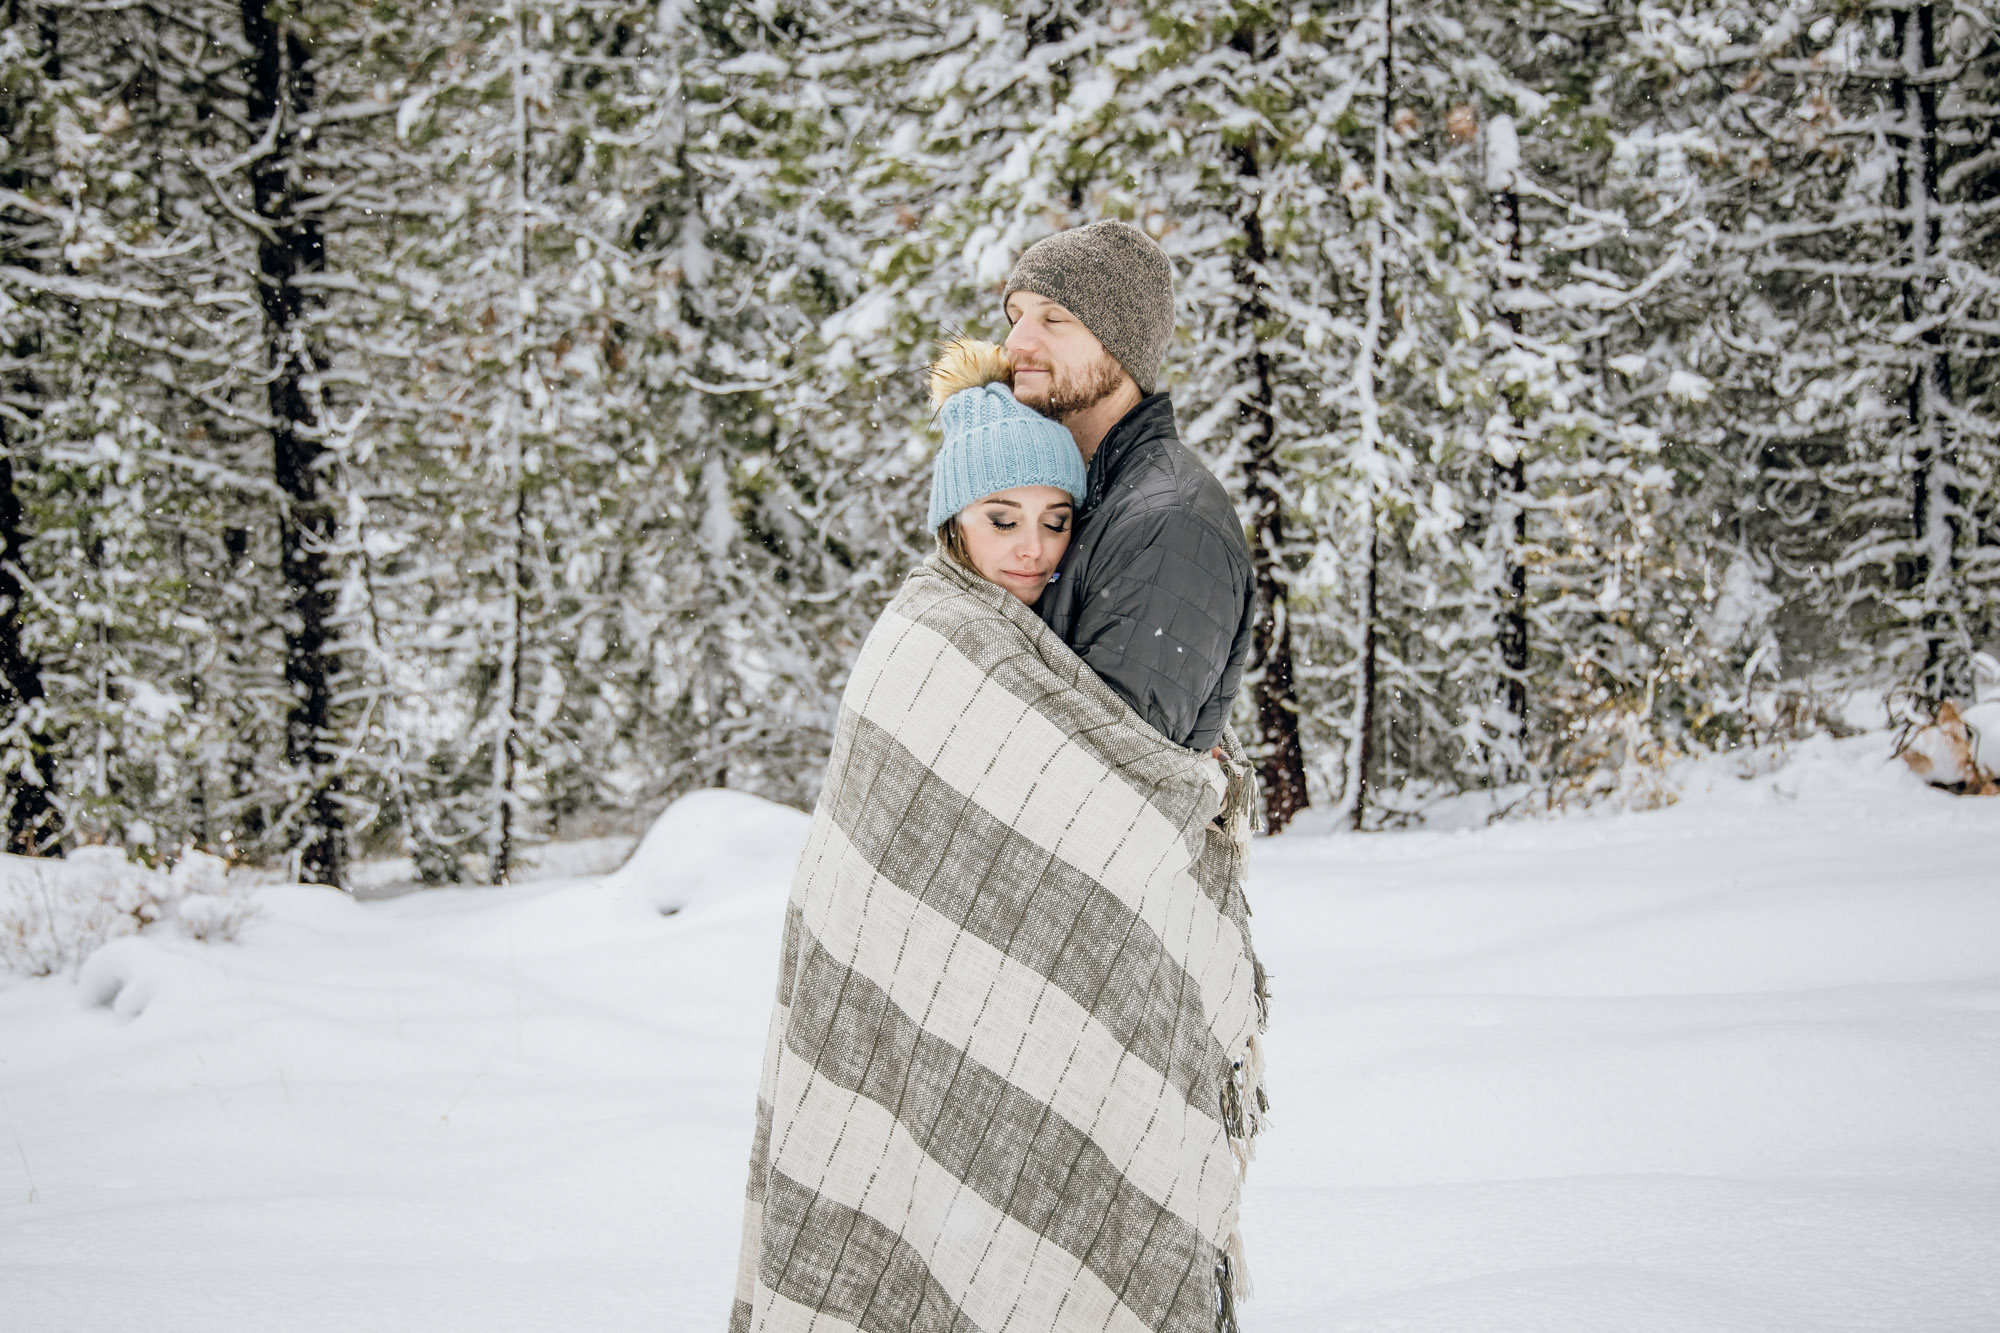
[1036,394,1254,751]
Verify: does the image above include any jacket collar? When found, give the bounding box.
[1083,393,1176,512]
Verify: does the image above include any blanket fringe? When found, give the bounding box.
[1215,1195,1254,1330]
[1215,729,1269,1327]
[1220,1029,1267,1320]
[1215,733,1262,852]
[1224,772,1255,851]
[1241,1032,1267,1136]
[1227,1224,1254,1301]
[1225,1033,1268,1168]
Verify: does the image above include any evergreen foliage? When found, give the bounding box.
[2,0,1995,871]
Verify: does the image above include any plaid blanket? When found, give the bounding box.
[729,554,1267,1333]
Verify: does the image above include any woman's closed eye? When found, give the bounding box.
[985,513,1067,534]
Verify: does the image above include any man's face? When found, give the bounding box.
[1003,291,1127,421]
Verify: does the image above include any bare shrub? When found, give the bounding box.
[0,847,255,978]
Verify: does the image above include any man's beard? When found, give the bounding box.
[1015,352,1125,421]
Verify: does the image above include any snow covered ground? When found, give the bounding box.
[4,734,1998,1332]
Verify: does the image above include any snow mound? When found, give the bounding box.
[382,791,808,967]
[605,788,810,917]
[1,846,252,978]
[77,935,191,1019]
[1969,700,2000,767]
[1668,728,1996,824]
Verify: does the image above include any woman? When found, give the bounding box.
[728,340,1267,1333]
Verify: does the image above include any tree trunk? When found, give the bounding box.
[0,441,60,855]
[1347,0,1394,833]
[490,0,535,884]
[241,0,343,887]
[1350,522,1380,832]
[491,490,527,882]
[34,4,60,80]
[1894,2,1967,704]
[0,16,60,855]
[1227,126,1309,831]
[1490,152,1529,756]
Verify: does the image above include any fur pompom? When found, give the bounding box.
[929,338,1013,408]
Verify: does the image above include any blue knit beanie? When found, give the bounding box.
[927,345,1087,530]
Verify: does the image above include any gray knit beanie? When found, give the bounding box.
[1002,220,1175,396]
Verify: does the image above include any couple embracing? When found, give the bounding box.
[730,221,1271,1333]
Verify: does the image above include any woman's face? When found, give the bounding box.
[955,485,1074,604]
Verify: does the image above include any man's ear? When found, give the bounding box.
[1109,354,1139,396]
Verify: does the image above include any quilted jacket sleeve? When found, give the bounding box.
[1066,505,1252,750]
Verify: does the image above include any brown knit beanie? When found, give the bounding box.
[1002,220,1175,396]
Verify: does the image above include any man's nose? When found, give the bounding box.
[1004,320,1038,357]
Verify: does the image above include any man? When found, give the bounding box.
[1003,220,1254,753]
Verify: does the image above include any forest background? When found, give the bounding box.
[0,0,1995,890]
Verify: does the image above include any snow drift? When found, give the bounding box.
[2,743,1997,1332]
